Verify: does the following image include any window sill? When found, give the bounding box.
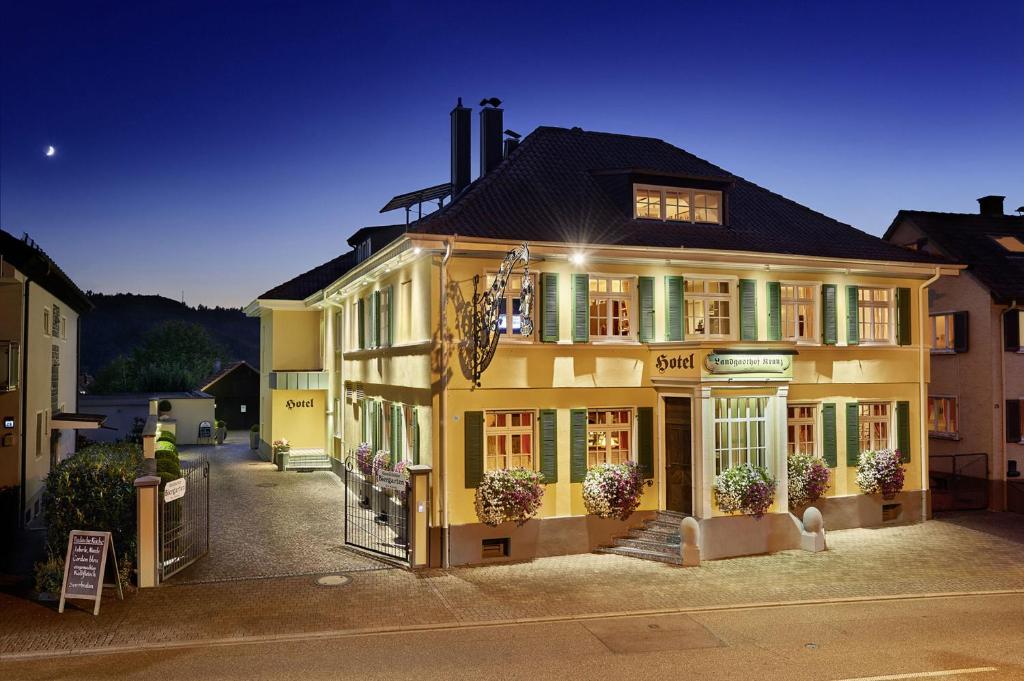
[587,338,640,346]
[928,432,960,441]
[930,349,956,355]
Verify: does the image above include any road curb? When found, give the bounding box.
[3,588,1022,662]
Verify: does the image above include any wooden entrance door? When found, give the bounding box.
[664,397,692,514]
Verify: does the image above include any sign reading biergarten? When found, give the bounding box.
[703,352,792,378]
[58,530,123,615]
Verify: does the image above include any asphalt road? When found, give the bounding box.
[2,593,1022,681]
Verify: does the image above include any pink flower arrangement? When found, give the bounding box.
[474,468,545,527]
[787,453,831,509]
[354,442,373,475]
[371,450,389,481]
[856,449,905,498]
[582,462,645,520]
[714,464,776,519]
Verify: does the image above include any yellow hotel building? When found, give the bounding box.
[248,101,961,566]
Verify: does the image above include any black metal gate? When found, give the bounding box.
[343,459,409,563]
[160,455,210,580]
[930,453,988,512]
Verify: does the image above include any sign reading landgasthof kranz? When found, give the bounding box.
[376,469,407,492]
[58,530,124,615]
[703,353,793,378]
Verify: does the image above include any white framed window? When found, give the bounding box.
[858,288,894,344]
[587,408,633,466]
[484,410,534,471]
[684,278,733,338]
[0,341,19,392]
[859,402,891,453]
[487,273,535,340]
[780,283,818,342]
[713,397,768,474]
[633,185,722,224]
[60,316,67,340]
[786,404,817,457]
[589,276,634,340]
[379,287,391,348]
[400,280,413,340]
[42,308,51,337]
[930,313,954,352]
[928,396,958,438]
[333,310,344,353]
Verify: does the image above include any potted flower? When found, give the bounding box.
[272,439,291,471]
[214,419,227,445]
[157,399,172,419]
[354,442,373,476]
[713,463,776,519]
[371,450,390,522]
[249,424,259,450]
[474,468,545,527]
[787,453,831,510]
[856,449,905,500]
[582,461,645,520]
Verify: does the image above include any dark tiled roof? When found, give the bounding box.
[886,210,1024,303]
[409,126,948,266]
[0,228,93,313]
[258,225,407,301]
[199,360,258,392]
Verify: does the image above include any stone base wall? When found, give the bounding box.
[809,490,928,530]
[448,512,655,566]
[699,513,803,560]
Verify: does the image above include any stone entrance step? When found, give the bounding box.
[598,511,690,565]
[285,449,332,471]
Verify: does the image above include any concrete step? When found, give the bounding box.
[629,527,681,544]
[615,536,681,553]
[596,545,681,565]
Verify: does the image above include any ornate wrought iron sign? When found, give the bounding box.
[471,242,534,386]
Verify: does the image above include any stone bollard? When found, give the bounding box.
[680,516,701,567]
[800,506,827,553]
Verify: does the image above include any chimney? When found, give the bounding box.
[479,97,503,177]
[503,129,522,159]
[450,98,471,196]
[978,195,1005,217]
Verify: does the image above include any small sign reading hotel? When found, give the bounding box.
[703,353,792,376]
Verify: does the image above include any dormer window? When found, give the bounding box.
[991,235,1024,253]
[356,238,372,262]
[633,185,721,224]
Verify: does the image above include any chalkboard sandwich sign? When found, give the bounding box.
[58,530,124,615]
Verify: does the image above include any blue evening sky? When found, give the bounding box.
[2,1,1022,307]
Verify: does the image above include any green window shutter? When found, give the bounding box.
[540,272,559,342]
[821,403,837,468]
[766,281,782,341]
[845,402,860,466]
[896,287,911,346]
[572,273,589,343]
[411,407,420,465]
[740,279,758,341]
[822,284,837,345]
[846,286,859,345]
[391,403,402,461]
[374,401,383,453]
[953,311,969,353]
[896,401,911,463]
[357,299,366,350]
[359,398,368,442]
[569,408,587,482]
[638,276,655,343]
[387,285,395,347]
[371,290,381,348]
[665,275,684,342]
[637,406,654,479]
[1007,400,1022,442]
[539,409,558,484]
[464,411,484,488]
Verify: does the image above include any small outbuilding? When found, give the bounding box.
[200,361,259,430]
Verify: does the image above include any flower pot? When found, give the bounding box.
[882,492,897,501]
[275,451,289,471]
[249,432,259,450]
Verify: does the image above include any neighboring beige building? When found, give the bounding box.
[1,229,101,529]
[885,196,1024,513]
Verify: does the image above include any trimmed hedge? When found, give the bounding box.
[250,424,259,433]
[155,439,177,455]
[157,430,176,444]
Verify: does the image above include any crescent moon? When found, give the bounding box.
[45,146,56,157]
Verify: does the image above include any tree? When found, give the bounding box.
[90,320,227,393]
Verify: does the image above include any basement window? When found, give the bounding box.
[481,537,510,559]
[882,503,902,522]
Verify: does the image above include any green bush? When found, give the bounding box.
[157,399,173,413]
[215,419,226,429]
[156,430,176,444]
[155,439,177,456]
[41,442,141,584]
[250,424,260,433]
[33,554,65,595]
[156,456,181,487]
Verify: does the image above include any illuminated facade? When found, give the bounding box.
[248,105,961,565]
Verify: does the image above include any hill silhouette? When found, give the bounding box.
[81,293,259,377]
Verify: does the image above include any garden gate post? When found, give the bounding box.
[406,464,432,568]
[134,471,161,588]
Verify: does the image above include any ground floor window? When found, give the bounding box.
[587,408,633,466]
[928,396,958,437]
[859,402,890,452]
[484,410,534,471]
[713,397,768,473]
[786,404,817,456]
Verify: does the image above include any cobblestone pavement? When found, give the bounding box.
[1,512,1022,657]
[168,433,387,583]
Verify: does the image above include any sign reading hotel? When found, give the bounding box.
[703,352,792,379]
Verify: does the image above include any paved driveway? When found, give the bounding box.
[170,433,388,583]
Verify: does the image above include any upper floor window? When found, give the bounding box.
[857,288,894,344]
[859,402,890,453]
[787,404,817,457]
[488,273,534,339]
[633,185,722,224]
[928,396,958,438]
[587,408,633,466]
[991,235,1024,253]
[589,276,633,340]
[0,341,19,392]
[485,410,534,471]
[684,278,732,338]
[930,313,953,352]
[42,308,51,337]
[52,304,62,338]
[780,284,817,342]
[356,238,372,262]
[379,288,391,348]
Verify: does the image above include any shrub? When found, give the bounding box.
[787,454,831,509]
[215,420,226,429]
[713,463,776,519]
[41,442,141,584]
[156,451,181,487]
[582,462,645,520]
[250,424,260,433]
[33,554,65,595]
[157,399,172,413]
[474,468,545,527]
[155,439,177,457]
[856,449,905,498]
[157,429,175,442]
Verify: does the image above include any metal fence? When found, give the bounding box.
[343,457,409,562]
[929,453,988,512]
[160,454,210,580]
